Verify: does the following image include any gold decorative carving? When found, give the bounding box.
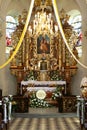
[10,2,78,95]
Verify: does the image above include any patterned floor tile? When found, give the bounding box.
[8,117,80,130]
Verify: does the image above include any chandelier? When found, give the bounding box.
[28,2,58,36]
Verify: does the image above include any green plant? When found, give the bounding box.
[24,70,38,81]
[50,70,62,81]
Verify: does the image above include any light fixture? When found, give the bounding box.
[28,1,58,37]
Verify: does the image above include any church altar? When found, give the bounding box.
[26,87,56,91]
[9,2,78,96]
[21,80,66,95]
[21,80,66,86]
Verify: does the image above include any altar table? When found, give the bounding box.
[21,80,66,95]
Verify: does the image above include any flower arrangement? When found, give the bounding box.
[52,86,62,100]
[2,95,13,104]
[24,70,38,81]
[52,91,62,100]
[29,92,51,108]
[50,70,63,81]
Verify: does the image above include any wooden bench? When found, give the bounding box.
[12,95,29,113]
[0,100,8,130]
[79,98,87,130]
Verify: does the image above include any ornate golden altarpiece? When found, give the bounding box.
[10,1,78,96]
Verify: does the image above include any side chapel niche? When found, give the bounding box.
[10,0,78,95]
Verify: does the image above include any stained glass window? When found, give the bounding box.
[6,16,17,55]
[6,16,17,46]
[68,12,82,57]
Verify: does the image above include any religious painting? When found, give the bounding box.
[37,34,50,54]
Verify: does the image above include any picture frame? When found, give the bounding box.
[37,34,50,54]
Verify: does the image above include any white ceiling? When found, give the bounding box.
[0,0,86,19]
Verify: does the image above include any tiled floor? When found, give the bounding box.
[8,117,80,130]
[8,107,81,130]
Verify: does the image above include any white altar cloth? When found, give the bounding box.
[26,87,56,91]
[21,80,66,85]
[21,80,66,94]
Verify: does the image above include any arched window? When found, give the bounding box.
[68,10,82,57]
[6,16,17,54]
[69,15,82,33]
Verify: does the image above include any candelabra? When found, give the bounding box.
[28,2,58,37]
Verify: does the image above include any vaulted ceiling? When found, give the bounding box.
[0,0,86,21]
[0,0,84,15]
